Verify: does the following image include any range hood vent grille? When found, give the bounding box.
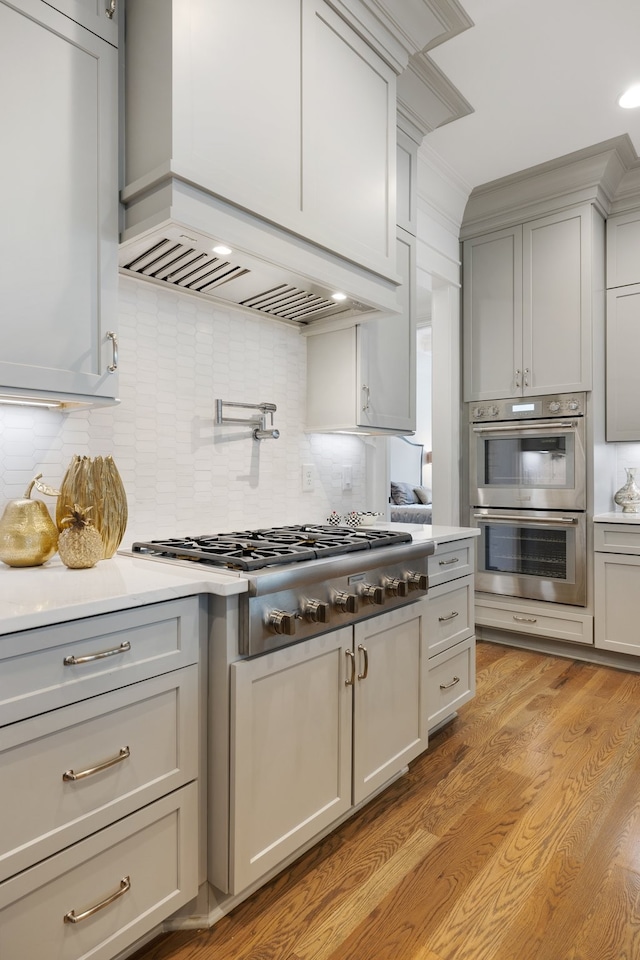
[120,234,368,324]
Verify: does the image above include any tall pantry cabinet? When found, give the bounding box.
[0,0,119,405]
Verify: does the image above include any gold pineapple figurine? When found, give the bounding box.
[58,504,104,569]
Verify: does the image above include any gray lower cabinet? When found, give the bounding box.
[425,539,476,730]
[0,598,201,960]
[0,0,119,405]
[595,522,640,656]
[229,601,429,894]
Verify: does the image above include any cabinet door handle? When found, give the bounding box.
[64,640,131,666]
[523,367,530,387]
[105,0,117,19]
[361,384,370,412]
[439,557,459,566]
[64,876,131,924]
[439,676,460,690]
[515,369,521,388]
[345,648,356,686]
[438,611,459,622]
[107,330,118,372]
[62,746,130,782]
[357,643,369,680]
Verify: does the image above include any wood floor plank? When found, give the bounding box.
[129,641,640,960]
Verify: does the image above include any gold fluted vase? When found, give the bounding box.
[56,456,128,559]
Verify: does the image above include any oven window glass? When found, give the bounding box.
[484,522,570,581]
[481,434,575,489]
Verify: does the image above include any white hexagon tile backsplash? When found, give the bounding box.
[0,277,366,544]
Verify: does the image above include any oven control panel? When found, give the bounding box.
[470,392,586,422]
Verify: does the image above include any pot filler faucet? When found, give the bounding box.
[215,399,280,440]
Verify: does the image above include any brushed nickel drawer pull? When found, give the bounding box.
[64,876,130,924]
[439,557,460,566]
[357,643,369,681]
[438,611,459,622]
[63,746,130,782]
[345,648,356,686]
[440,676,460,690]
[105,0,117,19]
[64,641,131,665]
[513,615,538,624]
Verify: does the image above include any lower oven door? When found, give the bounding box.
[471,508,586,606]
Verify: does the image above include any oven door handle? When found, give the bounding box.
[472,421,577,433]
[473,513,578,525]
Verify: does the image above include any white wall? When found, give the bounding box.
[0,277,367,543]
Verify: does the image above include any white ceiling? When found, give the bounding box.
[423,0,640,192]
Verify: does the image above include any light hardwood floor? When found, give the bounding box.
[131,640,640,960]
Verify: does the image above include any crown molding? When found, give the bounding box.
[397,49,473,141]
[460,135,639,238]
[328,0,473,73]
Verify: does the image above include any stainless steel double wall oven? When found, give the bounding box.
[469,393,587,606]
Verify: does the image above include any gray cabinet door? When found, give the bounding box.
[0,0,118,403]
[463,226,523,401]
[522,207,591,396]
[606,284,640,440]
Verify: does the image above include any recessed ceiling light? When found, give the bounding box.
[618,84,640,109]
[331,292,347,301]
[212,244,233,256]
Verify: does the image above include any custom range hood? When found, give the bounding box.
[118,0,410,326]
[118,186,398,326]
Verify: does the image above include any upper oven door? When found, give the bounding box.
[470,416,586,510]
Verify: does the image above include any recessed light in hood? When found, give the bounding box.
[119,224,385,326]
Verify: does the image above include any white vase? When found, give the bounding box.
[614,467,640,514]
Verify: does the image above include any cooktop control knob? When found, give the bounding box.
[487,404,499,417]
[567,399,579,411]
[472,406,484,419]
[385,577,409,597]
[304,599,330,623]
[407,572,429,591]
[360,583,385,605]
[268,610,297,636]
[334,591,358,614]
[549,400,561,412]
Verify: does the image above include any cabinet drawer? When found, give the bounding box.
[594,522,640,555]
[0,665,198,882]
[426,576,474,656]
[427,636,475,730]
[475,598,593,645]
[428,539,473,587]
[0,783,198,960]
[595,553,640,656]
[0,598,201,725]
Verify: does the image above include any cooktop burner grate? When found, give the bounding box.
[131,525,411,571]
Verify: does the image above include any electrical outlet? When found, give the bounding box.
[342,465,352,491]
[301,464,315,492]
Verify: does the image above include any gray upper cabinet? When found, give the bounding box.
[123,0,397,284]
[463,205,601,402]
[606,210,640,289]
[44,0,119,44]
[606,284,640,441]
[0,0,119,405]
[605,210,640,440]
[306,228,416,434]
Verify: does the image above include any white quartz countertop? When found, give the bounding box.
[0,553,247,635]
[593,512,640,524]
[0,523,477,635]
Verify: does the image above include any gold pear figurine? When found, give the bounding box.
[0,474,60,567]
